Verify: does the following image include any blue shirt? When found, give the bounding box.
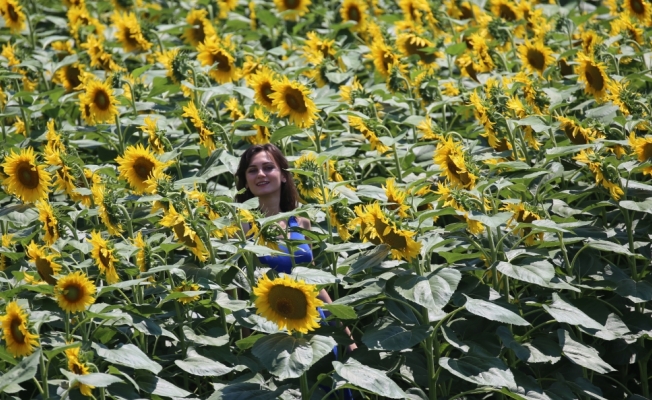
[258,216,313,274]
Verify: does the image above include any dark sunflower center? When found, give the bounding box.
[630,0,645,14]
[284,87,307,112]
[268,285,308,319]
[564,125,587,145]
[66,66,82,90]
[499,4,517,21]
[36,257,56,285]
[99,248,111,269]
[495,138,511,152]
[94,89,111,111]
[261,82,274,103]
[123,27,140,48]
[7,4,19,22]
[381,51,395,71]
[460,5,473,19]
[133,157,155,180]
[527,48,545,71]
[173,222,198,248]
[382,228,408,251]
[347,6,360,22]
[642,143,652,160]
[10,318,25,344]
[72,362,84,374]
[558,59,572,76]
[584,63,604,92]
[284,0,299,9]
[46,216,57,238]
[191,20,206,43]
[64,285,81,302]
[213,52,232,72]
[16,161,40,189]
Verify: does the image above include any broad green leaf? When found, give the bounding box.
[428,268,462,309]
[616,279,652,303]
[543,293,604,330]
[439,356,517,389]
[322,304,358,320]
[516,116,550,133]
[236,334,266,350]
[393,274,438,310]
[345,244,391,276]
[175,351,232,376]
[362,318,432,351]
[584,239,640,257]
[93,343,162,374]
[285,266,338,284]
[270,125,303,143]
[557,329,615,374]
[208,382,289,400]
[252,333,335,380]
[333,358,407,399]
[183,326,229,347]
[619,198,652,215]
[44,342,81,359]
[60,370,123,387]
[137,373,192,398]
[464,296,529,326]
[445,43,467,55]
[0,349,40,393]
[496,261,555,288]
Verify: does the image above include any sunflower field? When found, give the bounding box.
[3,0,652,398]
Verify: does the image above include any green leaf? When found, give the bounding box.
[439,356,517,389]
[183,326,229,347]
[619,198,652,215]
[137,373,192,398]
[60,370,123,387]
[270,125,303,143]
[131,64,152,78]
[333,358,407,399]
[616,279,652,303]
[93,343,162,374]
[44,342,81,359]
[236,334,266,350]
[174,350,232,376]
[346,244,391,276]
[515,116,550,133]
[252,333,336,380]
[445,43,467,56]
[546,144,593,158]
[466,212,512,228]
[322,304,357,320]
[0,349,40,393]
[496,261,555,288]
[542,293,604,330]
[285,266,338,284]
[584,239,640,257]
[362,318,432,351]
[464,296,529,326]
[558,329,615,374]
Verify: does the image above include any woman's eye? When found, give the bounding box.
[264,166,274,171]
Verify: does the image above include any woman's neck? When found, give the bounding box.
[258,194,281,217]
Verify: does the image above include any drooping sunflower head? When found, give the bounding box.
[0,0,27,34]
[293,152,322,200]
[629,132,652,164]
[91,182,124,236]
[330,199,355,241]
[490,0,521,21]
[89,230,120,284]
[2,147,51,203]
[65,345,94,396]
[172,281,202,304]
[340,76,365,104]
[397,33,437,64]
[133,231,153,276]
[557,115,598,145]
[159,204,209,262]
[433,137,477,189]
[273,0,312,20]
[37,201,60,246]
[382,224,422,261]
[158,48,190,84]
[0,233,14,271]
[269,77,318,128]
[139,116,166,154]
[368,40,400,78]
[518,40,554,77]
[253,274,324,334]
[340,0,368,31]
[26,241,62,286]
[575,52,610,102]
[55,271,97,313]
[182,9,217,46]
[0,301,40,358]
[116,144,167,194]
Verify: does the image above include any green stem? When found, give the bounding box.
[115,115,125,154]
[40,349,49,399]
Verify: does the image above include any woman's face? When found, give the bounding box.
[245,151,285,198]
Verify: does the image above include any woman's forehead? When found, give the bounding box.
[248,151,276,166]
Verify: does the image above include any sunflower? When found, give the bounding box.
[249,107,271,145]
[350,202,387,245]
[55,271,96,313]
[340,77,365,104]
[197,35,240,84]
[503,202,544,245]
[253,274,323,334]
[116,144,167,194]
[0,0,26,34]
[173,281,202,304]
[0,85,6,111]
[0,302,39,358]
[2,147,51,203]
[611,15,644,45]
[383,178,410,218]
[91,183,123,236]
[239,208,260,238]
[433,137,477,189]
[580,30,602,55]
[624,0,651,23]
[1,42,19,66]
[490,0,521,21]
[293,152,322,200]
[79,78,119,125]
[66,5,106,41]
[36,201,59,246]
[269,77,319,128]
[160,204,209,262]
[303,31,337,62]
[218,0,238,18]
[348,116,390,154]
[225,97,244,120]
[382,224,422,261]
[575,52,610,102]
[557,116,599,145]
[0,234,13,271]
[182,9,217,46]
[417,117,443,141]
[628,133,652,175]
[65,345,94,396]
[574,150,624,200]
[249,1,257,29]
[367,40,400,78]
[329,198,355,242]
[182,101,217,153]
[340,0,367,31]
[139,116,166,154]
[398,0,432,24]
[111,11,152,53]
[54,63,85,92]
[248,66,278,110]
[518,40,554,77]
[442,81,460,96]
[397,33,437,64]
[436,183,488,235]
[133,232,153,276]
[81,35,123,73]
[26,241,61,285]
[273,0,311,20]
[89,231,120,284]
[13,118,25,137]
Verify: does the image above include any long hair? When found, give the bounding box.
[235,144,300,212]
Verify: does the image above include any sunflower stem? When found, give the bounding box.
[123,80,139,118]
[40,348,50,399]
[312,124,322,153]
[65,311,71,341]
[115,115,125,155]
[116,204,134,239]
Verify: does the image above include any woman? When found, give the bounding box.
[235,143,357,351]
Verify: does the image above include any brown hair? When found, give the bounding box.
[235,144,300,212]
